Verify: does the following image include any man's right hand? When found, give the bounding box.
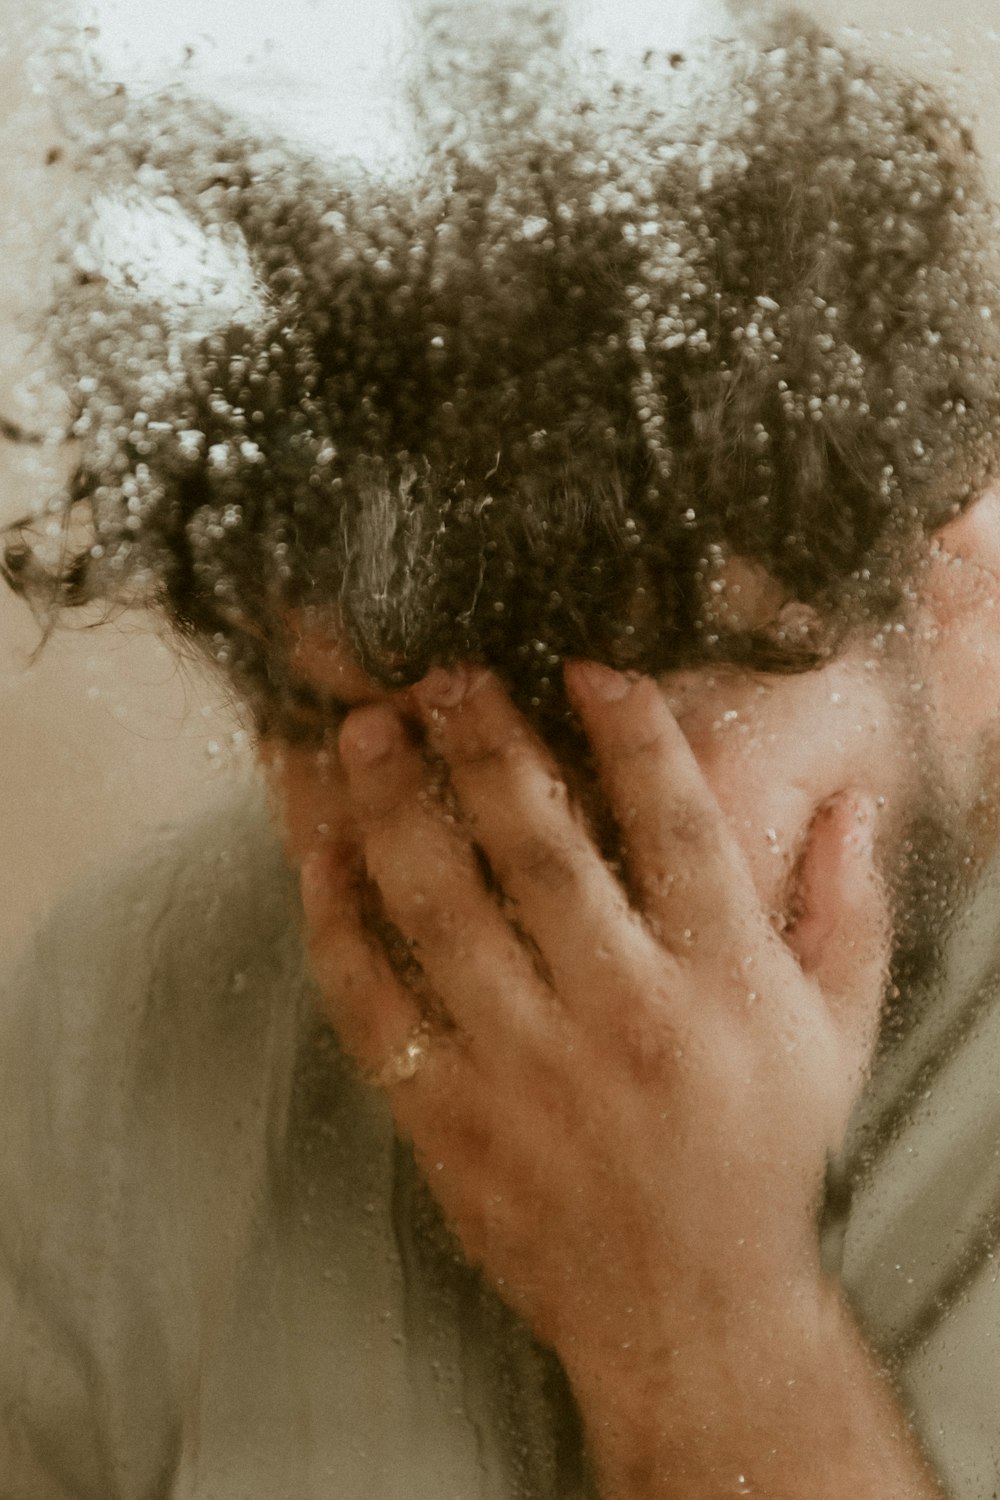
[266,656,940,1497]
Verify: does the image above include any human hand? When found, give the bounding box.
[267,660,896,1492]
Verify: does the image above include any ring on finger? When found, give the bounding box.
[373,1023,432,1088]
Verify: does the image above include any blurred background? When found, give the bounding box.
[2,0,999,956]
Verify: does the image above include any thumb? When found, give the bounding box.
[785,792,890,1047]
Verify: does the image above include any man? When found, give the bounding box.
[4,19,1000,1497]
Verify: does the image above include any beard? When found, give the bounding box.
[880,809,971,1049]
[876,730,988,1060]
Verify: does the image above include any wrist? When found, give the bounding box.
[561,1245,829,1425]
[562,1273,937,1500]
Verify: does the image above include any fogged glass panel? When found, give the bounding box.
[4,3,1000,1497]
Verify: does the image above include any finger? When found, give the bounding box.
[301,841,507,1192]
[299,843,428,1077]
[260,737,354,866]
[411,667,659,998]
[563,661,759,951]
[785,792,889,1051]
[339,702,547,1043]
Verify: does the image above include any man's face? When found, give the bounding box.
[657,646,968,1024]
[659,655,913,928]
[271,490,1000,1014]
[655,489,1000,1010]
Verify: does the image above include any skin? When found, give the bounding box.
[261,490,1000,1497]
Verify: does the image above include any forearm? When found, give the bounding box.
[567,1276,944,1500]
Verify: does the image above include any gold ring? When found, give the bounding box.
[374,1026,431,1088]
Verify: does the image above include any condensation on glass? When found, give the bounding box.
[3,3,1000,1498]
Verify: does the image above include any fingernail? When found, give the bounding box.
[339,705,400,764]
[568,660,633,702]
[415,666,469,709]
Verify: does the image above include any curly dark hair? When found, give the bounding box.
[6,21,1000,738]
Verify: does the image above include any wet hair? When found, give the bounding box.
[6,22,1000,735]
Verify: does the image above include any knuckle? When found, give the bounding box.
[609,1010,683,1086]
[612,724,668,765]
[410,906,465,956]
[359,786,412,827]
[392,886,460,947]
[497,833,578,895]
[454,729,533,776]
[382,861,481,958]
[662,795,719,851]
